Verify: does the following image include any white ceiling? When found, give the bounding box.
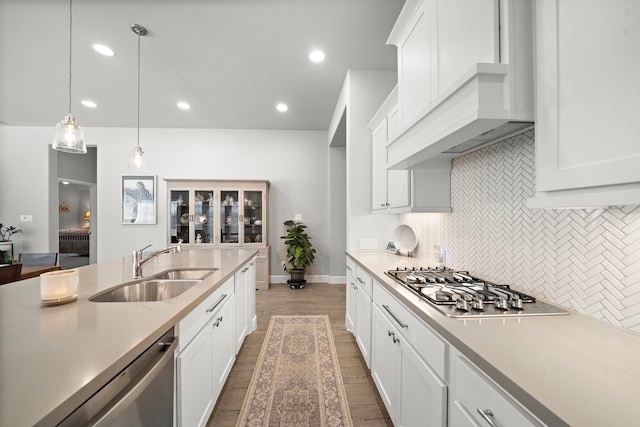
[0,0,403,131]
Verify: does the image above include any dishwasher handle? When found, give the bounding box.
[89,336,178,427]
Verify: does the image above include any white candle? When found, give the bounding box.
[40,269,78,301]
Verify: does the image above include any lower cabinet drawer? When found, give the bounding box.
[373,281,447,379]
[178,277,234,352]
[451,355,543,427]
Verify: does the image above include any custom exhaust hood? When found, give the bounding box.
[384,0,535,170]
[386,62,534,170]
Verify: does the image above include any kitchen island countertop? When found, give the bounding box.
[0,248,257,427]
[348,250,640,427]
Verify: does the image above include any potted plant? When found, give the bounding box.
[0,223,22,264]
[280,219,315,288]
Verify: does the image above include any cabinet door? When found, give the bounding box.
[235,264,249,353]
[345,279,358,334]
[243,190,265,244]
[355,287,372,368]
[219,190,240,244]
[400,338,447,427]
[193,189,215,244]
[211,296,236,403]
[371,304,400,423]
[371,119,389,210]
[246,259,257,332]
[534,0,640,198]
[176,323,214,427]
[170,189,192,243]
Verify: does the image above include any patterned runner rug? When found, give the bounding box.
[236,315,353,427]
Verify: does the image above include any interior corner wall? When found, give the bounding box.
[344,69,401,251]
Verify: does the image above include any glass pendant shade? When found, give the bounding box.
[53,114,86,153]
[128,145,145,171]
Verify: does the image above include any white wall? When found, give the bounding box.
[0,126,330,279]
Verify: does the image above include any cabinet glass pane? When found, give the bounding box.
[220,191,239,244]
[243,191,263,244]
[194,191,215,244]
[170,190,190,243]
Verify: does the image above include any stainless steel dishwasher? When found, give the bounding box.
[58,327,177,427]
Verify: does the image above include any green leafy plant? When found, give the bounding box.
[280,220,315,273]
[0,223,22,241]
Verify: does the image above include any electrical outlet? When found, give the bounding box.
[359,238,378,250]
[20,215,33,222]
[294,213,303,221]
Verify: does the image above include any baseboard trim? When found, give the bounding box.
[270,275,346,285]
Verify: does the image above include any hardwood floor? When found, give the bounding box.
[207,282,393,426]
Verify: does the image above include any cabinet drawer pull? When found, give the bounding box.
[388,330,394,337]
[346,265,352,271]
[356,277,365,284]
[214,316,223,327]
[382,304,408,328]
[206,294,228,313]
[393,336,400,344]
[241,267,249,273]
[477,408,497,427]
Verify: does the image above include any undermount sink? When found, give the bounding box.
[152,268,217,281]
[89,268,218,302]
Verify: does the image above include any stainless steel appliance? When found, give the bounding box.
[58,328,177,427]
[385,267,568,318]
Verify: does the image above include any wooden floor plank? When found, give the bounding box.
[207,282,392,426]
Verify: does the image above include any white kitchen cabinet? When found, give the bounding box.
[235,257,257,353]
[176,317,214,427]
[368,86,452,213]
[355,267,373,368]
[384,0,534,169]
[449,348,543,427]
[528,0,640,208]
[177,278,234,427]
[371,303,447,427]
[345,259,357,334]
[211,293,235,404]
[166,180,271,288]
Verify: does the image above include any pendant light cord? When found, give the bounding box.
[68,0,73,115]
[137,31,141,148]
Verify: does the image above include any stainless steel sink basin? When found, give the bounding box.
[90,279,201,302]
[152,268,217,281]
[89,268,218,302]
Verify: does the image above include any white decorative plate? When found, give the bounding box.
[392,224,418,253]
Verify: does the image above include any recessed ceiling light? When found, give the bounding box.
[276,103,288,112]
[309,50,325,63]
[92,44,115,57]
[81,100,97,108]
[177,101,190,110]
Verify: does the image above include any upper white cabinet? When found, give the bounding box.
[385,0,534,169]
[528,0,640,208]
[369,86,452,213]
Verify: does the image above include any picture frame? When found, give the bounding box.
[122,175,156,224]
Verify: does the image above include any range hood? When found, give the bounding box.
[386,63,534,170]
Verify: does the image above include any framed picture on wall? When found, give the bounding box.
[122,175,156,224]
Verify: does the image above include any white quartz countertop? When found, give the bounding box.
[347,250,640,427]
[0,248,257,427]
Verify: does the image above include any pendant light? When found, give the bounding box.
[128,24,147,171]
[53,0,86,154]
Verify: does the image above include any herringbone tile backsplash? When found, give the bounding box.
[401,129,640,333]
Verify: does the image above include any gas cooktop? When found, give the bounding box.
[385,267,568,318]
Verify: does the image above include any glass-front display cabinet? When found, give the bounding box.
[166,180,270,289]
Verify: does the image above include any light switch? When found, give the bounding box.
[294,213,303,221]
[20,215,33,222]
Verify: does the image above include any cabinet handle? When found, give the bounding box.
[382,304,408,329]
[477,408,497,427]
[356,277,365,284]
[393,336,400,344]
[214,316,223,327]
[346,265,352,271]
[206,294,228,313]
[385,202,390,207]
[241,267,249,273]
[388,330,394,337]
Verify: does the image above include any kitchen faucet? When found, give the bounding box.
[132,240,182,279]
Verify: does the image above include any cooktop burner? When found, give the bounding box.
[385,267,568,318]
